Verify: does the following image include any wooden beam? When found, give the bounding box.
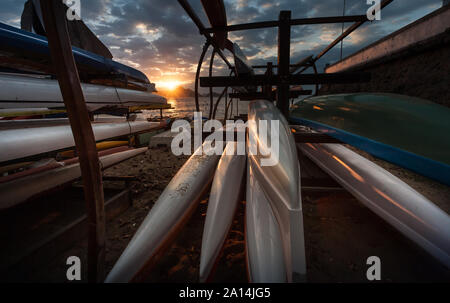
[203,15,368,33]
[252,60,312,69]
[40,0,106,282]
[200,0,228,49]
[178,0,206,33]
[229,90,312,100]
[262,62,273,99]
[200,72,371,87]
[290,55,314,74]
[277,11,291,117]
[195,42,211,112]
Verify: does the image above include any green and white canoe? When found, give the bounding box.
[289,93,450,186]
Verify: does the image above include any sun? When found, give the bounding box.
[158,80,181,91]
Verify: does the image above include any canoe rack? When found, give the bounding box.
[178,0,394,118]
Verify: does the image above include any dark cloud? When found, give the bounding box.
[0,0,443,88]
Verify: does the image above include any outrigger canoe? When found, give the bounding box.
[0,73,166,112]
[247,100,306,282]
[246,163,287,282]
[290,93,450,185]
[199,142,246,282]
[105,143,220,282]
[0,121,164,163]
[300,143,450,268]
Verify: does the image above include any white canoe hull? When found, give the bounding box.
[0,147,147,209]
[199,142,246,282]
[300,143,450,268]
[246,163,287,282]
[0,73,166,111]
[105,145,220,282]
[0,121,161,162]
[247,100,306,282]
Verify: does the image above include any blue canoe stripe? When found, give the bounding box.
[290,116,450,186]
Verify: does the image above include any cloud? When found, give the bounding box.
[0,0,443,89]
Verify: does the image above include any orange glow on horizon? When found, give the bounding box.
[156,80,183,91]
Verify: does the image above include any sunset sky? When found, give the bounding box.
[0,0,442,91]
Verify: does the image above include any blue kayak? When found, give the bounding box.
[290,93,450,186]
[0,22,151,87]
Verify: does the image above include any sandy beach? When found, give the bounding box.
[102,144,449,283]
[24,141,448,283]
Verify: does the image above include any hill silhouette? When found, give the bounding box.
[156,86,221,98]
[156,86,196,98]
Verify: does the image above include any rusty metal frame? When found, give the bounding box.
[179,0,394,118]
[202,15,369,33]
[194,41,211,113]
[208,49,216,118]
[40,0,105,282]
[178,0,234,118]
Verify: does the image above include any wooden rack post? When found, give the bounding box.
[40,0,106,282]
[277,11,291,117]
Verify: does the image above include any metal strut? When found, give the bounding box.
[194,41,211,113]
[208,49,216,119]
[228,96,233,120]
[312,61,319,95]
[212,87,228,119]
[224,86,229,121]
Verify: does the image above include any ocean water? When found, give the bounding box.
[142,97,248,120]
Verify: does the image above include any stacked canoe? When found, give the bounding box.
[104,96,450,283]
[105,101,307,283]
[0,22,169,209]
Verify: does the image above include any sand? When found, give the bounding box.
[22,143,449,282]
[101,146,247,282]
[99,144,449,283]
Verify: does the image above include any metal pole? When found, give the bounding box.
[340,0,346,61]
[203,15,367,33]
[312,62,319,95]
[195,42,211,112]
[200,72,371,87]
[236,90,239,116]
[212,86,227,119]
[229,97,233,120]
[277,11,291,118]
[264,62,273,101]
[40,0,105,282]
[315,0,393,63]
[224,87,228,122]
[208,49,216,119]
